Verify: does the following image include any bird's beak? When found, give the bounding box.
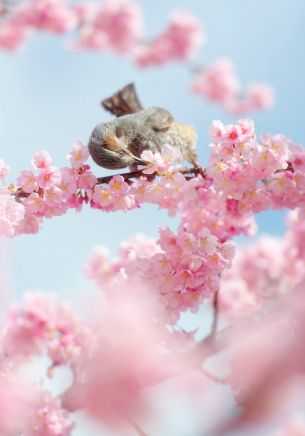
[134,156,150,166]
[115,138,150,166]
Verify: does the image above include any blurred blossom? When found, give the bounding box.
[192,58,274,114]
[72,0,143,53]
[136,11,204,67]
[0,19,31,50]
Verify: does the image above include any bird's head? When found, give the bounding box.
[88,123,149,170]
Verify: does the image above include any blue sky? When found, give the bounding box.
[0,0,305,301]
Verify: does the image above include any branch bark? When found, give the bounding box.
[11,165,203,200]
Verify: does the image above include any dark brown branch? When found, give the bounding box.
[210,291,219,338]
[96,169,154,185]
[127,418,149,436]
[10,165,204,201]
[197,298,283,361]
[96,166,200,185]
[199,366,227,385]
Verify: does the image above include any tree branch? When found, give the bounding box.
[96,166,201,185]
[210,291,219,338]
[10,165,204,200]
[197,299,282,361]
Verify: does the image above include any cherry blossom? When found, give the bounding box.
[136,11,204,67]
[13,0,77,34]
[0,158,10,180]
[0,1,273,115]
[2,292,90,369]
[17,170,39,193]
[67,141,90,168]
[192,58,274,114]
[0,19,31,50]
[0,189,25,237]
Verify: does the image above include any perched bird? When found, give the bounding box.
[88,84,198,170]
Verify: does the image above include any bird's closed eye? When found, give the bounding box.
[103,134,121,152]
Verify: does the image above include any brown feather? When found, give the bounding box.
[103,134,120,152]
[101,83,143,117]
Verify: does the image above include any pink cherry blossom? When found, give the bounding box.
[61,294,197,428]
[77,170,97,190]
[192,59,240,103]
[38,166,61,188]
[198,228,218,255]
[0,158,10,180]
[73,2,99,23]
[0,19,31,50]
[14,0,77,34]
[73,0,142,53]
[25,390,75,436]
[0,189,25,237]
[31,150,52,171]
[0,2,273,115]
[226,287,305,432]
[94,0,143,53]
[56,167,76,198]
[2,292,89,369]
[91,186,114,208]
[141,144,181,174]
[17,169,39,193]
[67,141,89,168]
[0,367,31,434]
[108,175,129,197]
[136,11,204,67]
[192,59,275,115]
[23,192,45,214]
[247,83,275,109]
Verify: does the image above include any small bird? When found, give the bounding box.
[88,84,198,170]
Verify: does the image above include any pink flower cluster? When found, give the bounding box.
[226,284,305,433]
[86,229,235,323]
[1,118,304,245]
[1,118,305,248]
[0,188,25,237]
[136,11,204,67]
[91,145,187,214]
[0,365,74,435]
[25,390,75,436]
[0,2,273,115]
[0,142,96,236]
[61,294,195,428]
[0,0,76,50]
[2,118,305,327]
[0,19,31,50]
[192,59,274,113]
[73,0,142,53]
[0,158,10,180]
[0,288,199,434]
[14,0,76,34]
[207,119,305,214]
[218,209,305,321]
[2,292,90,369]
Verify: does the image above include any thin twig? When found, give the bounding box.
[199,366,227,385]
[9,165,204,200]
[127,418,149,436]
[210,291,219,338]
[197,297,283,361]
[96,168,154,185]
[96,166,200,185]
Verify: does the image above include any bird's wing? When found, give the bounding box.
[144,107,174,132]
[101,83,144,117]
